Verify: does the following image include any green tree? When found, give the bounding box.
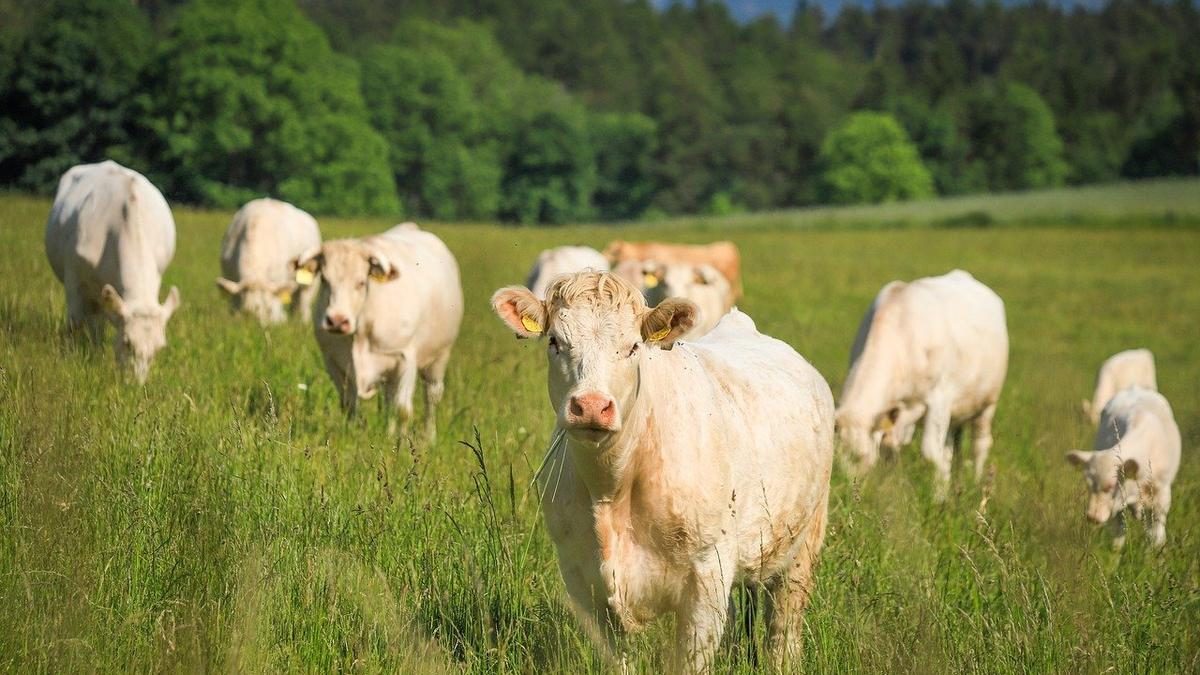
[949,81,1068,191]
[818,111,935,205]
[0,0,150,191]
[141,0,398,215]
[589,111,658,221]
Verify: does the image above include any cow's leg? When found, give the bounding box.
[765,493,827,671]
[675,552,735,673]
[419,348,451,442]
[388,352,418,437]
[1146,483,1171,548]
[1109,510,1127,551]
[920,398,953,501]
[323,353,357,417]
[971,402,998,482]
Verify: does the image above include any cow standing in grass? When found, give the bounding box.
[836,269,1008,500]
[491,272,833,672]
[44,160,181,384]
[217,198,322,325]
[1066,386,1180,549]
[1082,348,1157,425]
[297,223,462,440]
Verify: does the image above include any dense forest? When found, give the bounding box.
[0,0,1197,222]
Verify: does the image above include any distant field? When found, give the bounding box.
[1,189,1198,672]
[657,177,1200,231]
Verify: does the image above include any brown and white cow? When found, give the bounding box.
[614,260,736,340]
[604,239,743,299]
[217,198,322,325]
[491,272,833,672]
[296,223,463,440]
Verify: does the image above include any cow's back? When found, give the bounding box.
[362,226,464,358]
[653,311,835,578]
[1097,387,1181,483]
[221,198,321,283]
[45,161,174,296]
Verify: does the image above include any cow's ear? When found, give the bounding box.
[162,286,181,319]
[100,284,128,320]
[368,253,399,283]
[1065,450,1093,468]
[1122,458,1139,480]
[292,247,322,286]
[492,286,547,338]
[642,297,697,347]
[216,277,243,296]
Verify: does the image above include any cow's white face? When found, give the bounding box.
[296,241,397,336]
[492,272,697,445]
[1066,450,1138,524]
[216,277,294,325]
[835,407,901,474]
[101,284,180,384]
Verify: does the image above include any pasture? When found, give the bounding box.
[1,188,1199,672]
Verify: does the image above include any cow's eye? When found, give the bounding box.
[548,336,560,354]
[627,343,640,358]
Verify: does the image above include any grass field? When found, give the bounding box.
[1,185,1199,673]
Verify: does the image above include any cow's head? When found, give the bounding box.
[294,240,398,335]
[1066,449,1137,524]
[834,407,900,474]
[492,272,697,444]
[101,284,180,384]
[216,276,296,325]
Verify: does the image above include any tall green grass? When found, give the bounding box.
[1,190,1198,672]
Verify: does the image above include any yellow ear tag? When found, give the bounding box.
[879,415,894,431]
[295,268,315,286]
[520,315,543,334]
[276,289,293,304]
[648,326,671,342]
[643,273,659,289]
[369,269,390,283]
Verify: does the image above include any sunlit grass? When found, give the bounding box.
[1,187,1198,672]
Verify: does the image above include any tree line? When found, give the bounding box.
[0,0,1196,222]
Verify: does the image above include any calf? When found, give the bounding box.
[296,223,463,439]
[44,160,180,383]
[1066,387,1180,549]
[491,272,833,672]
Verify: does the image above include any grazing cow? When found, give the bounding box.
[614,260,735,340]
[604,240,743,299]
[44,160,180,383]
[491,272,834,672]
[836,270,1008,500]
[525,245,610,299]
[1082,348,1157,425]
[296,223,463,439]
[1066,387,1180,549]
[217,198,322,325]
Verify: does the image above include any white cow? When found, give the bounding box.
[525,245,610,300]
[217,198,322,325]
[44,160,180,383]
[296,223,462,440]
[1066,387,1180,549]
[491,272,834,672]
[1082,348,1157,425]
[836,270,1008,500]
[638,261,735,340]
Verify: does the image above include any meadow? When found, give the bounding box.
[1,184,1199,673]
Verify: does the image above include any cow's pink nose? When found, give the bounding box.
[323,313,351,334]
[567,392,616,429]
